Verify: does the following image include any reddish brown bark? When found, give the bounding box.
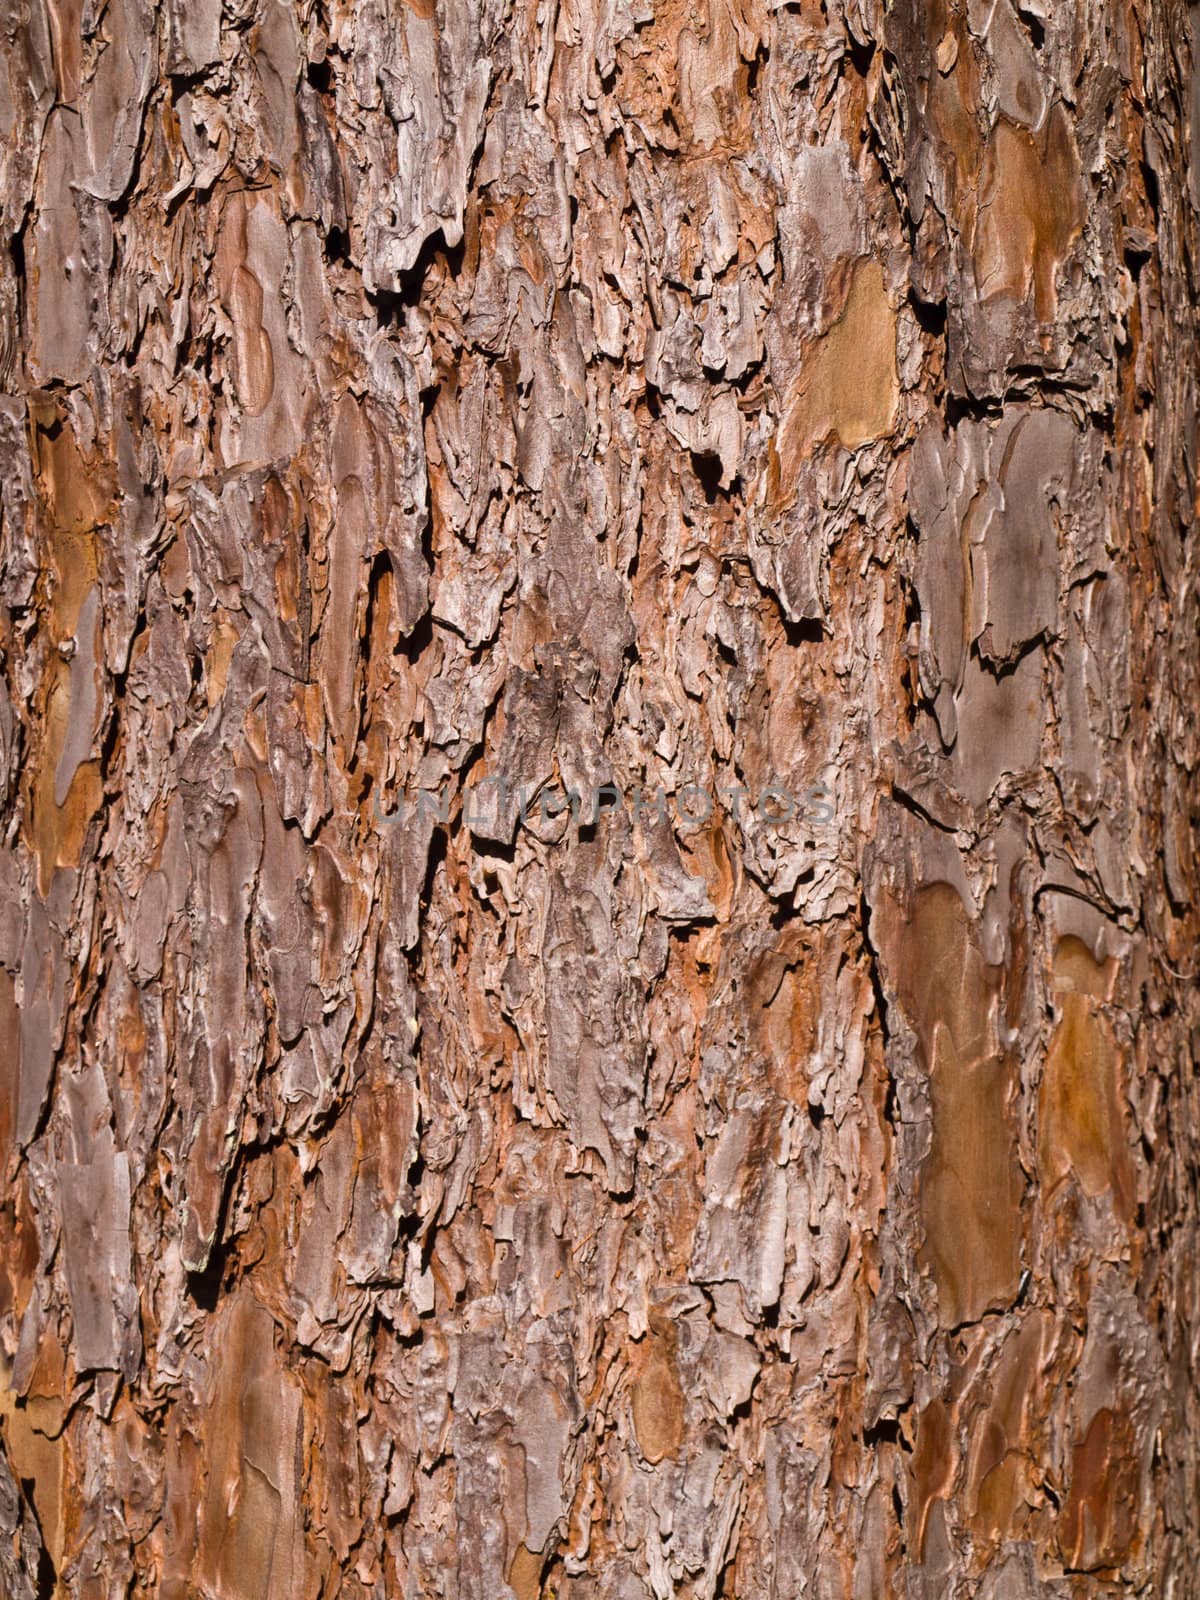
[1,0,1199,1594]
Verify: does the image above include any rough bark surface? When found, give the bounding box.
[1,0,1199,1595]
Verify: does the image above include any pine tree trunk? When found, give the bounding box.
[1,0,1198,1593]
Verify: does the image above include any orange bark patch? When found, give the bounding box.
[925,7,983,195]
[972,108,1083,323]
[26,403,112,891]
[29,654,104,896]
[1059,1407,1141,1571]
[1039,999,1128,1203]
[44,0,84,102]
[0,1372,66,1573]
[965,1312,1050,1546]
[1051,934,1116,1002]
[774,257,898,488]
[631,1321,685,1463]
[1038,940,1132,1217]
[216,193,277,418]
[919,8,1083,325]
[921,1034,1025,1329]
[194,1289,304,1599]
[881,883,1024,1327]
[887,883,999,1061]
[31,401,110,641]
[909,1396,956,1561]
[262,474,305,626]
[508,1542,545,1600]
[205,609,241,707]
[2,1174,40,1333]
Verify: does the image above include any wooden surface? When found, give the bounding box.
[1,0,1198,1593]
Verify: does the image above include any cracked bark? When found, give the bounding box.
[1,0,1199,1595]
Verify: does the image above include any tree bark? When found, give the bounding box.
[1,0,1198,1595]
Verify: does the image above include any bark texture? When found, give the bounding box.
[1,0,1199,1595]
